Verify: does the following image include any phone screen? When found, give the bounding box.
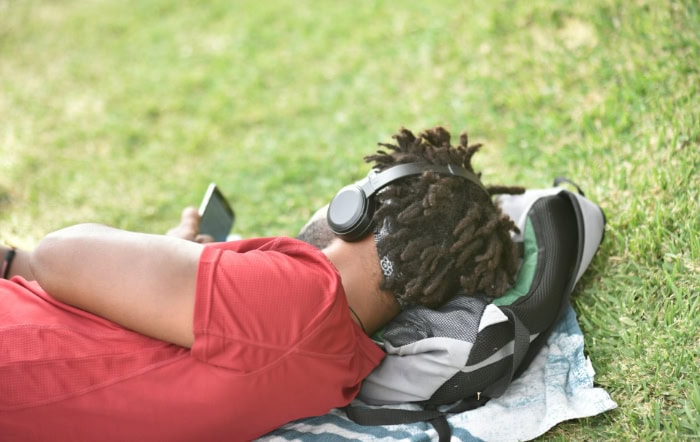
[198,183,235,242]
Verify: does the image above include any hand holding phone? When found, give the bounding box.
[198,183,235,242]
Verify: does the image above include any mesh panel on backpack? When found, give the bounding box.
[382,294,489,346]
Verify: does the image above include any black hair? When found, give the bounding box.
[366,126,523,308]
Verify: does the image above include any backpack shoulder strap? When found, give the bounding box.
[482,307,530,398]
[345,398,489,442]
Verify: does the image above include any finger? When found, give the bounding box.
[180,207,201,224]
[166,207,201,240]
[178,207,200,232]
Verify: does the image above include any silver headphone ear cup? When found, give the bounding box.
[327,185,374,241]
[342,197,375,242]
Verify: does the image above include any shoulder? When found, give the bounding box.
[191,238,346,369]
[197,237,341,312]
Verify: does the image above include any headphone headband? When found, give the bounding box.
[360,162,488,198]
[327,162,489,242]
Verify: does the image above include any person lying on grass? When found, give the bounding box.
[0,126,522,441]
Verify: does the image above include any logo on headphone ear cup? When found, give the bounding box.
[326,183,376,242]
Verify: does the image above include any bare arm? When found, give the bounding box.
[29,223,204,348]
[2,207,212,282]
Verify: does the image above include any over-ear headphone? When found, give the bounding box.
[327,162,488,242]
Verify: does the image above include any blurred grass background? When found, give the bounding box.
[1,0,698,439]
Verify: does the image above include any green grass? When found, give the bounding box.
[1,0,698,439]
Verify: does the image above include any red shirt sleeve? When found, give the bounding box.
[191,237,344,372]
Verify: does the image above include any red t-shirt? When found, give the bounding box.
[0,237,384,441]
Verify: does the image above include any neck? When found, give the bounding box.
[322,236,400,335]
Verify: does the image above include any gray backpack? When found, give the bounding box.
[346,179,606,441]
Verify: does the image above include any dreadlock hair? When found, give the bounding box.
[366,126,524,309]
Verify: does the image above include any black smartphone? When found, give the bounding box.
[198,183,235,242]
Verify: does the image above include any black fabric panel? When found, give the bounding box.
[511,195,582,378]
[509,195,579,333]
